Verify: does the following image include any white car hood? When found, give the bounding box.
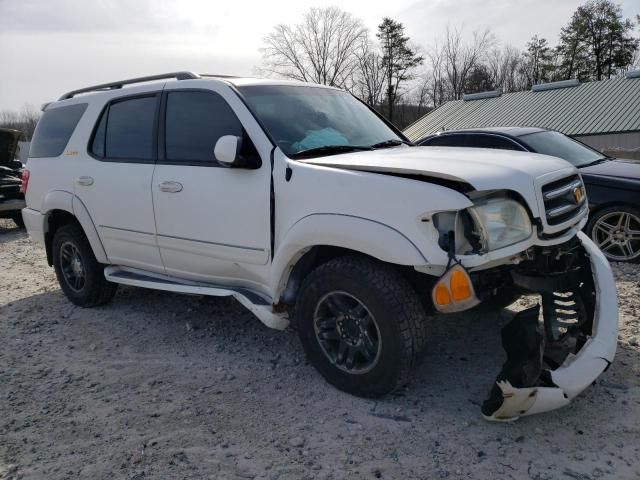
[298,146,577,215]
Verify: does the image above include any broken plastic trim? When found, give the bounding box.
[482,232,618,421]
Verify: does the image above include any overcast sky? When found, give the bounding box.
[1,0,638,111]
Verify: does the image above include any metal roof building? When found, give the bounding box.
[403,71,640,152]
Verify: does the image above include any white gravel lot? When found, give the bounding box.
[1,218,639,480]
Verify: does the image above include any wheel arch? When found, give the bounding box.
[42,192,108,266]
[271,214,429,304]
[587,201,640,221]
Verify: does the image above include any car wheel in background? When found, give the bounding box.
[52,223,118,306]
[294,255,428,397]
[587,205,640,263]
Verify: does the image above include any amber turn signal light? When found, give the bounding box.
[432,264,480,312]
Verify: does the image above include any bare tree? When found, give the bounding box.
[423,42,447,107]
[443,27,495,100]
[486,45,525,93]
[260,7,367,87]
[351,39,387,106]
[0,104,40,140]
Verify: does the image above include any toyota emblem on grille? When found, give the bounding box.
[573,185,585,204]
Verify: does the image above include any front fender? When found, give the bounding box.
[270,213,427,296]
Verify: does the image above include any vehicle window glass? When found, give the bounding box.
[237,85,403,156]
[90,107,107,158]
[465,135,521,150]
[105,96,157,160]
[519,131,603,167]
[30,104,87,158]
[165,91,242,162]
[421,135,467,147]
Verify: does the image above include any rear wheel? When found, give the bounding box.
[295,256,427,397]
[588,205,640,263]
[52,223,117,307]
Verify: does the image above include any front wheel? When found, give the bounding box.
[52,223,118,307]
[294,256,427,397]
[587,205,640,263]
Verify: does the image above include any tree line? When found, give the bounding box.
[1,0,638,136]
[0,106,40,141]
[260,0,640,128]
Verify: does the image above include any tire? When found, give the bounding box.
[52,223,117,307]
[294,255,428,397]
[10,213,25,229]
[587,205,640,263]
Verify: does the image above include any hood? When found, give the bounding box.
[299,146,576,201]
[580,159,640,181]
[0,128,23,169]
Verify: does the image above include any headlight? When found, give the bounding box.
[468,197,532,251]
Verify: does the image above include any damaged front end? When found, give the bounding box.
[480,232,618,421]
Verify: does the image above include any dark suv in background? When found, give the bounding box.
[0,127,25,228]
[419,127,640,263]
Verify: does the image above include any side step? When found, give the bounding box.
[104,266,289,330]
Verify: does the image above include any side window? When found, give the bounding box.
[165,91,242,163]
[30,103,87,158]
[91,108,107,158]
[465,135,522,151]
[421,134,467,147]
[91,95,157,161]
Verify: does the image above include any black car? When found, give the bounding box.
[418,127,640,263]
[0,128,26,228]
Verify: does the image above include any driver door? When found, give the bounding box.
[151,84,272,286]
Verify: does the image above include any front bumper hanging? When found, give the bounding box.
[482,232,618,421]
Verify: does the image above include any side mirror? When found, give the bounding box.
[214,135,242,167]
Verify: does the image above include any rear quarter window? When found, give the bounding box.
[29,103,87,158]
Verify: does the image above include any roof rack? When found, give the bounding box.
[531,79,579,92]
[463,89,502,101]
[58,71,201,100]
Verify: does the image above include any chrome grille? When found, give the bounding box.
[541,175,587,226]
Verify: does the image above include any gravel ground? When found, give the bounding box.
[1,218,639,480]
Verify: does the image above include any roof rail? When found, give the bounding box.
[58,71,201,100]
[462,89,502,101]
[626,69,640,79]
[531,79,579,92]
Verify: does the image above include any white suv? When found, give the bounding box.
[22,72,618,421]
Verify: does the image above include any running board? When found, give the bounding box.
[104,266,289,330]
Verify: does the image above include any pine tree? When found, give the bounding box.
[376,18,423,121]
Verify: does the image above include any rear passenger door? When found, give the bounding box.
[151,85,272,285]
[75,93,164,273]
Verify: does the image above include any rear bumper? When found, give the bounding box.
[483,232,618,421]
[0,198,25,214]
[21,208,46,247]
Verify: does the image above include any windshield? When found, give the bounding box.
[519,131,605,167]
[237,85,403,157]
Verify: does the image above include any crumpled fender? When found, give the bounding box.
[484,232,618,421]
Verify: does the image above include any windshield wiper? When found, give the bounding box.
[291,145,373,159]
[582,157,610,167]
[369,139,413,149]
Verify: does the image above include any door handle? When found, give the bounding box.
[76,176,94,186]
[158,181,183,193]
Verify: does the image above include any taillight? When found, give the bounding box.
[20,169,30,194]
